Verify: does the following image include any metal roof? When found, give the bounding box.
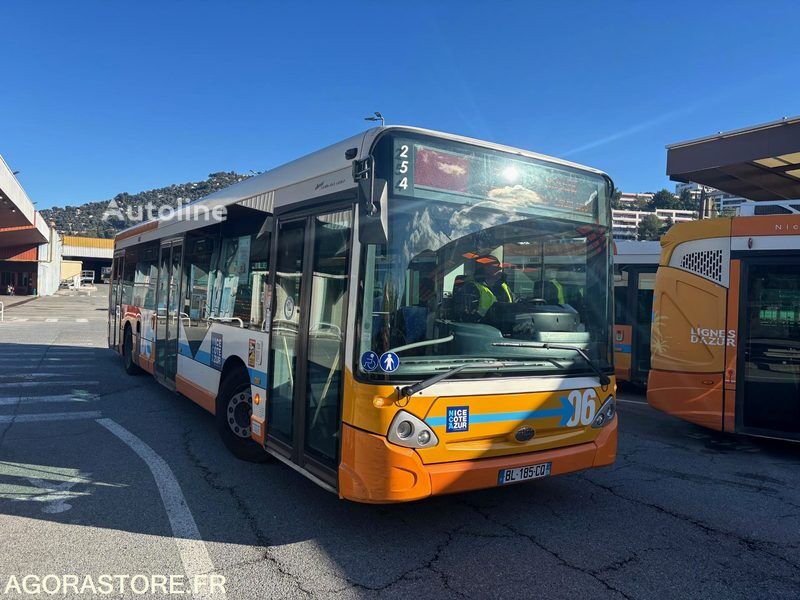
[666,115,800,201]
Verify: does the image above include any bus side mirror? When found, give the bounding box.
[358,177,389,245]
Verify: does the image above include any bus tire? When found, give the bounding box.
[122,326,143,376]
[216,367,268,463]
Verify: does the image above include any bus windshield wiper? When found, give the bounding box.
[398,360,509,398]
[491,342,611,386]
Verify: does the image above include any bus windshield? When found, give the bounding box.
[358,134,613,379]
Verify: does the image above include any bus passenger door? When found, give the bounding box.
[738,258,800,438]
[109,254,124,349]
[267,208,353,486]
[632,269,657,384]
[155,239,184,388]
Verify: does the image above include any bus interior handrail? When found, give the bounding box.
[207,316,244,328]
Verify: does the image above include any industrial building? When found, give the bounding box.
[0,155,113,298]
[0,154,61,297]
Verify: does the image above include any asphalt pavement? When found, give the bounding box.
[1,287,799,599]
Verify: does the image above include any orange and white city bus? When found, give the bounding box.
[649,200,800,440]
[110,126,617,502]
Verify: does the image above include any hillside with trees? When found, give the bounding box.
[40,171,251,238]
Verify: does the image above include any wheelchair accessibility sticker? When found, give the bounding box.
[360,351,379,372]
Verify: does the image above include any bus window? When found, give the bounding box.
[359,206,612,378]
[182,229,218,355]
[232,231,271,329]
[133,244,159,310]
[613,266,630,326]
[634,271,656,376]
[203,223,271,330]
[121,250,137,305]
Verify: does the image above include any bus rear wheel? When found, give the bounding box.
[122,327,142,375]
[216,368,268,463]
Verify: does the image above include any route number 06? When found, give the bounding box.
[566,389,597,427]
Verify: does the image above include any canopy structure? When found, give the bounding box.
[0,154,49,246]
[666,116,800,201]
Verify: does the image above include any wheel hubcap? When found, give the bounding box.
[227,390,252,439]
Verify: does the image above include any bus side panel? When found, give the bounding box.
[136,308,156,374]
[648,370,723,430]
[723,260,741,432]
[614,324,633,382]
[648,266,727,430]
[176,323,269,416]
[650,267,727,373]
[176,352,218,414]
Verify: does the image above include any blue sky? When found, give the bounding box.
[2,1,797,209]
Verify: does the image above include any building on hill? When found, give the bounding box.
[675,181,747,216]
[618,192,654,208]
[612,208,696,240]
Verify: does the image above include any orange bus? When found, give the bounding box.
[110,126,619,502]
[648,200,800,439]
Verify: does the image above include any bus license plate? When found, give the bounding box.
[498,462,552,485]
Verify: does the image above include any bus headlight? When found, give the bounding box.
[592,397,616,428]
[397,420,413,439]
[388,410,438,449]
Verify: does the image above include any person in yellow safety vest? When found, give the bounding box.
[548,276,566,304]
[465,254,513,317]
[534,275,566,305]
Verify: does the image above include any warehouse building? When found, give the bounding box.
[0,154,61,297]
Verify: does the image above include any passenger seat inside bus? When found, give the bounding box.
[397,306,428,347]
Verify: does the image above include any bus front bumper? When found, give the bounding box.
[338,419,617,503]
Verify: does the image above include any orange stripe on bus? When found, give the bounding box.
[731,214,800,236]
[176,375,216,414]
[115,221,159,242]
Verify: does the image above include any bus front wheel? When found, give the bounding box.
[216,368,268,463]
[122,327,142,376]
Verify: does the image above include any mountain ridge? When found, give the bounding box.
[40,171,251,238]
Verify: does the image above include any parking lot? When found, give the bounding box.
[1,289,799,599]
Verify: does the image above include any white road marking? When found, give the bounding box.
[0,411,102,423]
[2,347,105,351]
[617,397,648,405]
[0,395,97,406]
[45,318,58,323]
[5,380,99,388]
[11,318,28,322]
[96,418,224,599]
[0,357,97,362]
[0,364,97,371]
[0,373,71,379]
[76,318,88,323]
